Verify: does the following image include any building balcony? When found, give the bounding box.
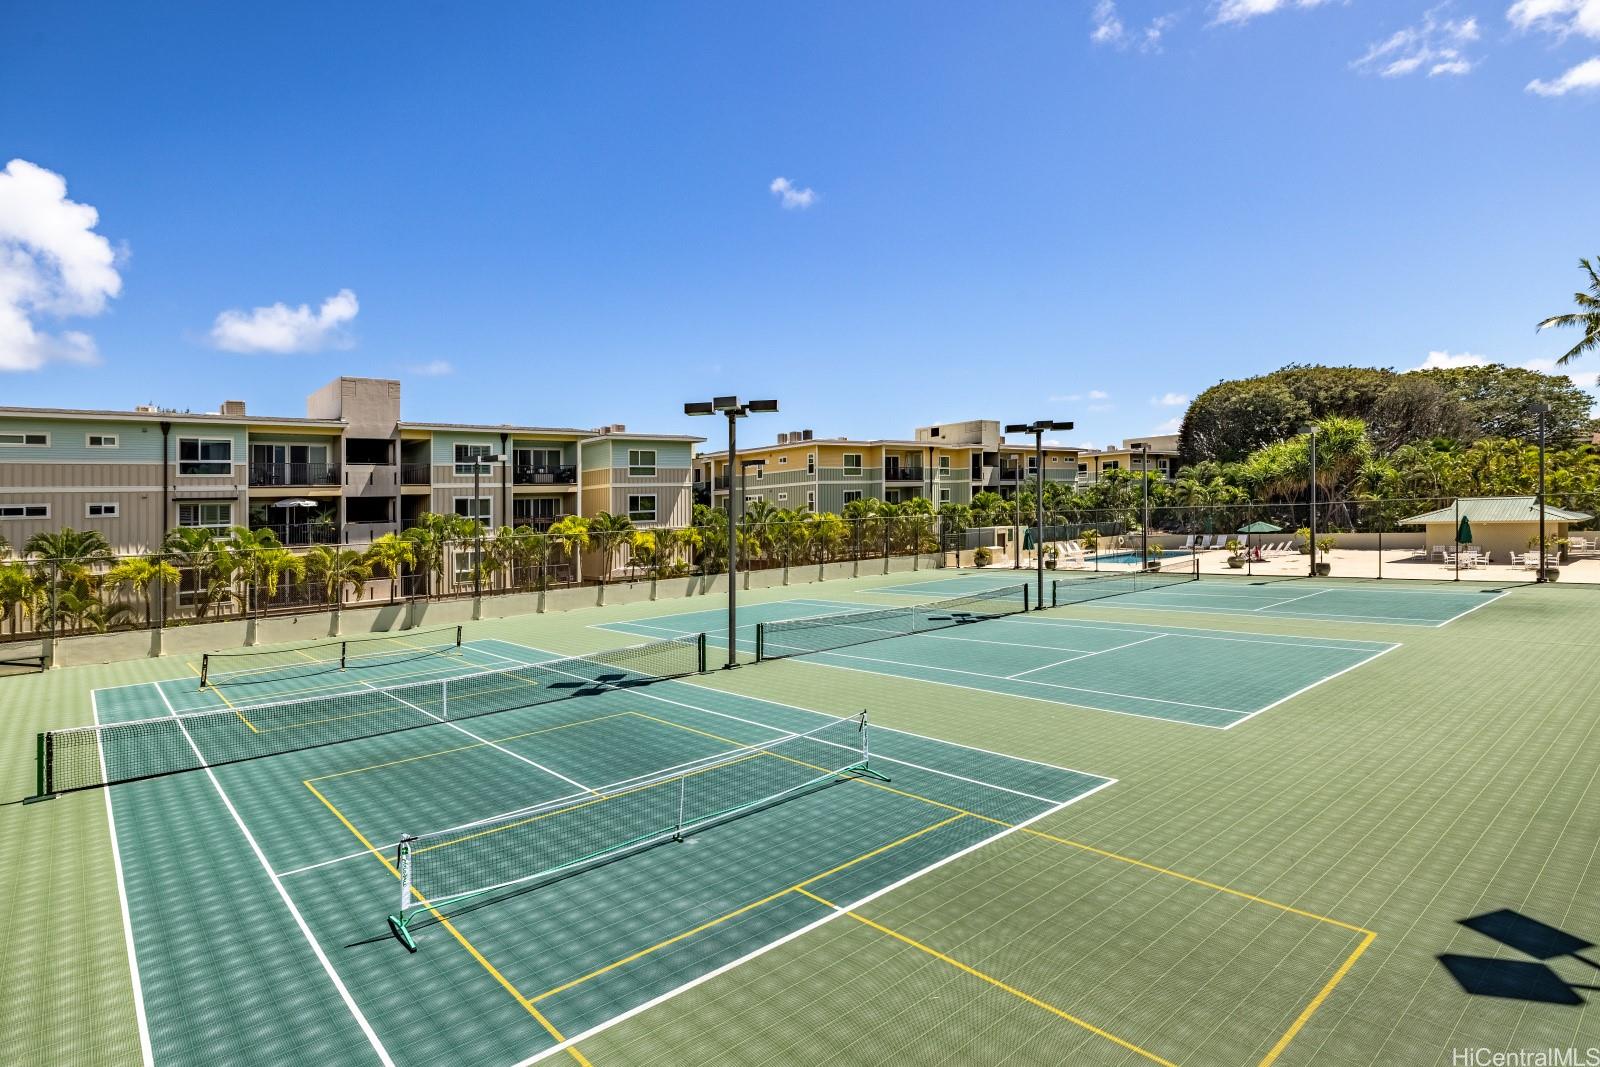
[250,521,339,546]
[512,464,577,485]
[512,515,563,531]
[249,462,340,487]
[400,463,431,485]
[998,468,1026,481]
[884,465,924,482]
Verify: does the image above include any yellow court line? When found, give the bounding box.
[302,780,593,1067]
[533,813,967,1003]
[1257,930,1376,1067]
[184,661,259,733]
[306,712,639,783]
[795,886,1178,1067]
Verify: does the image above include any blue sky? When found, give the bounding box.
[2,1,1597,449]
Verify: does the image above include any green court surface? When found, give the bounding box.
[87,637,1112,1066]
[870,570,1506,626]
[7,569,1600,1067]
[598,603,1398,728]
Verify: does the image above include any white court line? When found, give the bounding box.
[349,678,595,795]
[147,684,397,1066]
[513,775,1119,1067]
[920,631,1099,655]
[469,640,1108,806]
[1075,595,1456,627]
[1006,614,1393,653]
[1221,641,1403,730]
[1430,587,1511,627]
[1253,588,1333,612]
[1005,633,1168,680]
[92,689,155,1067]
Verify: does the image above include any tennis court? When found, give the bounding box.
[72,635,1113,1067]
[867,569,1506,626]
[596,592,1399,728]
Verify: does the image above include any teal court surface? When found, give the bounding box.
[861,570,1508,626]
[79,635,1113,1067]
[595,598,1400,728]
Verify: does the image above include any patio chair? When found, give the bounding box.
[1180,535,1197,550]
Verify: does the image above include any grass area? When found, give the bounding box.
[4,567,1600,1065]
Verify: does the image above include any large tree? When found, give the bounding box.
[1419,364,1592,441]
[1537,256,1600,367]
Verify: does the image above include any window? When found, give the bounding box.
[628,495,657,522]
[842,454,862,476]
[754,467,763,480]
[87,433,119,449]
[806,491,815,510]
[1026,457,1038,473]
[1078,463,1088,473]
[177,502,231,531]
[454,443,494,476]
[1104,460,1119,471]
[0,503,48,519]
[843,490,862,504]
[777,492,788,502]
[453,497,492,522]
[86,502,119,518]
[806,453,815,475]
[627,449,657,476]
[938,456,950,474]
[939,488,952,503]
[0,431,48,447]
[778,456,788,464]
[513,498,560,523]
[178,438,233,475]
[930,426,941,438]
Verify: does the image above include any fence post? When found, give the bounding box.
[882,520,891,575]
[44,558,58,669]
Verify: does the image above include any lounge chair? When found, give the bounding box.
[1180,535,1197,550]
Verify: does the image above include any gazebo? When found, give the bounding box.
[1399,497,1593,561]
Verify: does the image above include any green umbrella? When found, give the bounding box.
[1236,520,1283,559]
[1456,516,1472,544]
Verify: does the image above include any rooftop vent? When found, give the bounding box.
[776,433,790,445]
[220,400,247,416]
[134,404,160,414]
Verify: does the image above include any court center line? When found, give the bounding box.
[795,886,1178,1067]
[148,688,397,1066]
[302,780,593,1066]
[1220,641,1403,731]
[1253,588,1333,611]
[349,677,596,795]
[1005,633,1168,680]
[182,662,259,732]
[1008,614,1394,653]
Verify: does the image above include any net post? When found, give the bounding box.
[36,733,49,798]
[340,640,348,671]
[697,632,708,672]
[198,654,210,690]
[673,775,686,842]
[388,835,418,951]
[454,624,463,650]
[1023,584,1030,612]
[1051,580,1059,609]
[440,677,449,720]
[753,624,765,663]
[854,710,890,782]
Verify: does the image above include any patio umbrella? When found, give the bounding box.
[271,498,319,509]
[1456,516,1473,545]
[1237,520,1282,558]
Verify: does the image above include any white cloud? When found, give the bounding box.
[1414,349,1490,369]
[1153,416,1184,433]
[1153,392,1189,406]
[406,359,453,376]
[1527,55,1600,94]
[769,177,817,210]
[1508,0,1600,39]
[1088,389,1110,400]
[1353,8,1479,79]
[1091,0,1126,44]
[1212,0,1337,27]
[1093,2,1179,51]
[0,159,122,372]
[209,289,359,353]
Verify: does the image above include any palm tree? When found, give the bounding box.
[842,497,885,558]
[104,555,181,626]
[401,512,469,598]
[37,577,132,634]
[0,561,36,634]
[587,511,637,584]
[0,532,9,559]
[305,546,371,607]
[498,525,552,590]
[227,527,305,612]
[1538,256,1600,366]
[364,532,416,603]
[24,527,113,582]
[804,511,848,563]
[548,515,591,584]
[161,527,236,619]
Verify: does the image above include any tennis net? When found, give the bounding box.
[198,625,464,689]
[1051,557,1199,608]
[754,584,1029,662]
[35,635,706,796]
[386,711,886,950]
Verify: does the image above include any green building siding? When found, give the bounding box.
[0,418,169,463]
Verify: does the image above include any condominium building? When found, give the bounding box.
[0,377,700,555]
[1075,434,1181,486]
[693,420,1082,511]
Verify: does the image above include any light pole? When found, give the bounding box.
[1303,425,1319,577]
[685,396,779,667]
[1005,420,1074,610]
[472,452,506,601]
[1533,402,1549,582]
[1130,442,1150,570]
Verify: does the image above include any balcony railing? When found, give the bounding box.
[249,462,340,487]
[512,464,577,485]
[884,466,924,482]
[249,521,340,546]
[512,515,563,530]
[999,468,1026,481]
[400,463,431,485]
